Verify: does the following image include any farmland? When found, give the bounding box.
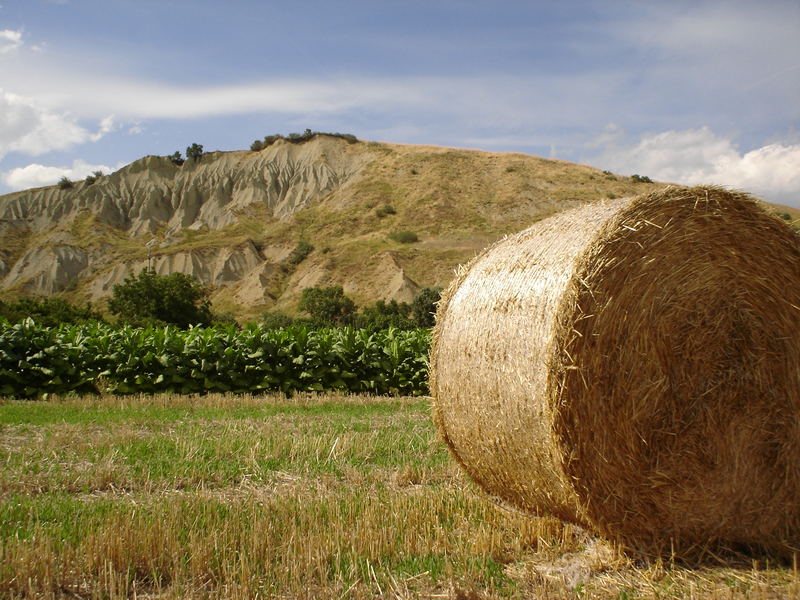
[0,321,430,398]
[0,393,797,599]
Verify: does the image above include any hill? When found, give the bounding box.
[1,135,792,321]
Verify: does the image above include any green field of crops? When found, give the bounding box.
[0,320,430,398]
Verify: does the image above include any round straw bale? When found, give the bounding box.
[430,185,800,557]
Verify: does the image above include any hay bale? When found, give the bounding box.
[430,185,800,557]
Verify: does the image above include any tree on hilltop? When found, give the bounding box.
[186,143,204,162]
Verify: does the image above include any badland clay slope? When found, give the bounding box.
[0,135,680,320]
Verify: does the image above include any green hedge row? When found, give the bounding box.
[0,320,431,398]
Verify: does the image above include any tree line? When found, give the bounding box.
[0,270,442,331]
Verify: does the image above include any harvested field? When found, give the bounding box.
[0,392,797,599]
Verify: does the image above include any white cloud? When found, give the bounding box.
[0,29,22,54]
[594,127,800,206]
[0,89,93,159]
[0,43,624,126]
[89,115,115,142]
[2,159,115,191]
[23,77,432,120]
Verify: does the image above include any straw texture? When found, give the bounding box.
[430,186,800,557]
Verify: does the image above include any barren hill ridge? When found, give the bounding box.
[0,135,730,320]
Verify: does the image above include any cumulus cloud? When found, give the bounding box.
[0,89,93,159]
[0,29,22,54]
[594,127,800,206]
[2,159,114,190]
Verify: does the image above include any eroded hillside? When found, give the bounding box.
[0,135,677,320]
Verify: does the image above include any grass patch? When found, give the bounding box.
[0,393,797,599]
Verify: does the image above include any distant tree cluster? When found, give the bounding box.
[298,286,356,326]
[84,171,104,186]
[260,285,443,330]
[2,273,441,333]
[250,130,358,151]
[630,174,653,183]
[56,170,105,190]
[108,269,213,328]
[355,299,414,330]
[0,297,105,327]
[167,143,204,166]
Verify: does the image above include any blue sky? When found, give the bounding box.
[1,0,799,204]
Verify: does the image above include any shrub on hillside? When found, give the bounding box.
[336,133,358,144]
[168,151,185,166]
[84,171,103,186]
[389,230,419,244]
[375,204,396,218]
[263,134,283,147]
[287,129,313,142]
[281,241,314,273]
[631,174,653,183]
[57,176,73,190]
[251,131,358,151]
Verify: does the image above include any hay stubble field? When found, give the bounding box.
[0,393,797,599]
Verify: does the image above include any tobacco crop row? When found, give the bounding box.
[0,319,431,398]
